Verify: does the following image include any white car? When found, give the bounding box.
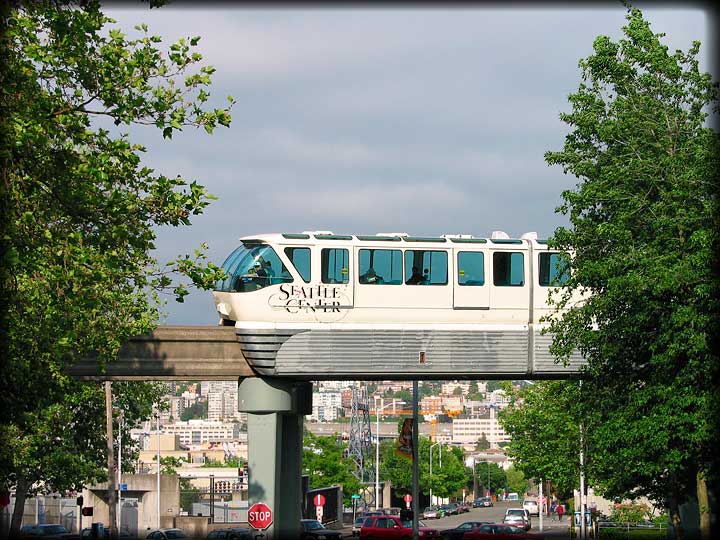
[523,498,539,516]
[504,508,531,531]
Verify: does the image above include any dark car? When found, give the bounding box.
[440,503,459,516]
[463,523,544,539]
[360,515,440,539]
[300,519,343,540]
[207,528,252,540]
[474,497,493,508]
[19,524,78,539]
[440,521,492,540]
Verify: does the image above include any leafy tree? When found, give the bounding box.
[499,381,581,499]
[0,1,233,535]
[180,401,208,421]
[468,382,479,394]
[452,386,463,396]
[379,436,467,499]
[394,390,412,404]
[202,456,245,468]
[302,431,361,506]
[485,381,507,393]
[474,433,490,451]
[505,466,528,496]
[544,6,718,539]
[470,461,506,497]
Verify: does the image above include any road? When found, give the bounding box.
[343,500,573,538]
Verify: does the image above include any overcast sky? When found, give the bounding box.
[102,3,711,326]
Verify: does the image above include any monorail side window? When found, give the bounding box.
[493,252,524,286]
[216,242,291,292]
[457,252,485,286]
[322,248,349,284]
[358,249,402,285]
[404,250,448,285]
[285,247,311,283]
[538,252,570,286]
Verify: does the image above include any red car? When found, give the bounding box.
[463,523,544,539]
[360,515,440,539]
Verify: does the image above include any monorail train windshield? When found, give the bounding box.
[216,241,293,293]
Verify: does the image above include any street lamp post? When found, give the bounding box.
[375,399,406,510]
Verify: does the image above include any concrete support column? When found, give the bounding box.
[238,378,312,540]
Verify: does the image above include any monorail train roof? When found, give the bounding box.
[237,231,552,245]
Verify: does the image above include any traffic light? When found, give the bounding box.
[76,496,83,507]
[82,507,93,516]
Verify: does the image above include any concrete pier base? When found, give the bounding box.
[238,378,312,539]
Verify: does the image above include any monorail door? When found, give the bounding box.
[318,245,354,312]
[452,248,489,309]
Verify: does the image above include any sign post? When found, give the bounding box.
[248,502,273,531]
[313,494,326,522]
[403,494,412,510]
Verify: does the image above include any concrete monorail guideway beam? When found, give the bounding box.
[67,326,254,381]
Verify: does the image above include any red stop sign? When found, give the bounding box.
[403,494,412,503]
[314,494,326,507]
[248,502,273,530]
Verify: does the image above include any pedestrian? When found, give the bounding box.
[557,503,565,521]
[550,502,557,521]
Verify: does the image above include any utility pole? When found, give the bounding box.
[104,381,117,540]
[411,381,419,540]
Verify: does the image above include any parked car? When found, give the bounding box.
[81,528,132,539]
[19,524,78,539]
[523,498,539,516]
[352,517,365,536]
[504,508,532,531]
[300,519,343,540]
[206,528,252,540]
[423,506,442,519]
[146,529,187,540]
[456,502,470,513]
[440,503,459,516]
[360,515,440,539]
[462,523,543,539]
[440,521,491,540]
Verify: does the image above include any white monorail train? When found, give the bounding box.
[212,231,586,379]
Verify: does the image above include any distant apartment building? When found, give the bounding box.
[159,396,186,425]
[207,390,239,422]
[160,419,240,446]
[319,381,351,392]
[310,391,342,422]
[376,382,409,394]
[452,408,510,447]
[488,389,511,407]
[201,381,238,395]
[441,382,470,395]
[341,388,353,409]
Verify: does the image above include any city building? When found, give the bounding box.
[452,408,511,448]
[309,391,343,422]
[158,420,240,446]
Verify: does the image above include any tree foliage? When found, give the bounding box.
[544,6,718,536]
[499,381,580,499]
[0,1,233,533]
[379,436,468,499]
[302,431,361,505]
